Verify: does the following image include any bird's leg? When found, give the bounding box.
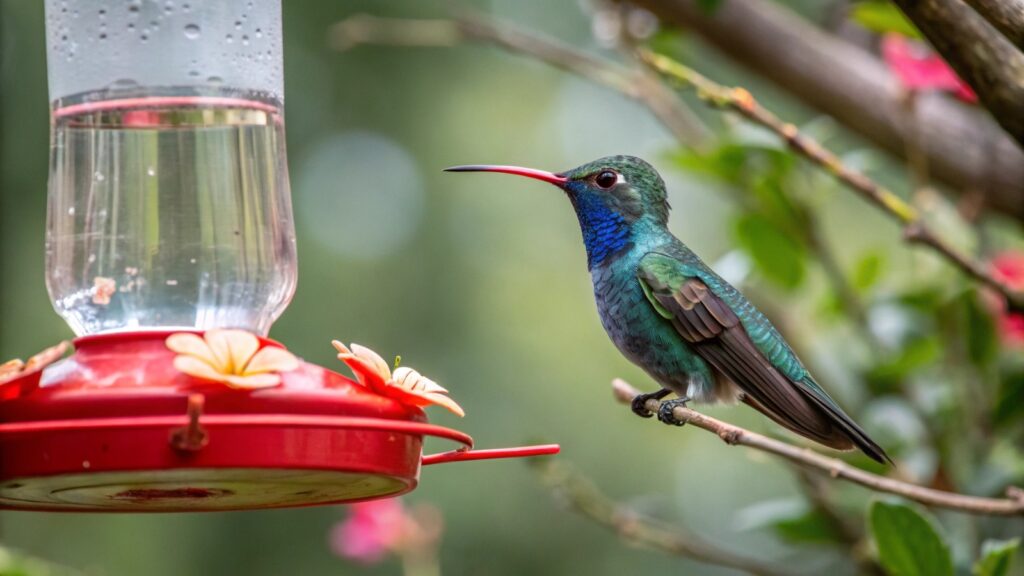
[631,388,672,418]
[657,397,692,426]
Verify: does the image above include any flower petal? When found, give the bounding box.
[24,341,70,372]
[349,344,392,382]
[386,386,465,417]
[173,355,229,383]
[206,329,259,374]
[166,333,222,370]
[392,367,448,394]
[224,373,281,389]
[243,346,299,375]
[333,341,391,394]
[0,359,25,382]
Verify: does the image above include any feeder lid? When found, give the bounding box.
[0,331,557,512]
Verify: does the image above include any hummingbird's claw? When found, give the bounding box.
[657,397,691,426]
[630,388,672,418]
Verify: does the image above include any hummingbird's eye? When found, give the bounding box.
[595,170,618,189]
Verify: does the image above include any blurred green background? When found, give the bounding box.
[1,1,1022,575]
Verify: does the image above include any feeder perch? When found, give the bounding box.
[0,0,557,513]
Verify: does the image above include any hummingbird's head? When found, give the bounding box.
[445,156,669,267]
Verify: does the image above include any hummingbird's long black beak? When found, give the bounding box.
[444,165,568,186]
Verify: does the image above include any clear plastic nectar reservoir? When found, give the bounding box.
[43,0,296,335]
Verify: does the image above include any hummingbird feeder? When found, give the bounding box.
[0,0,557,513]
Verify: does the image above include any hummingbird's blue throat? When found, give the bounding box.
[570,190,632,268]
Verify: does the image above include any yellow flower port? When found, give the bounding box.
[166,329,299,389]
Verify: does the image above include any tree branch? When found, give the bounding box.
[963,0,1024,49]
[623,0,1024,222]
[530,459,793,576]
[893,0,1024,146]
[639,50,1024,312]
[612,378,1024,517]
[329,13,709,147]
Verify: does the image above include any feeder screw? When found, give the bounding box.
[171,393,209,452]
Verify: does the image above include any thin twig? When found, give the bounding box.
[329,13,709,147]
[612,378,1024,516]
[639,49,1024,312]
[530,459,793,576]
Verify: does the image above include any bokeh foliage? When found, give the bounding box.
[1,1,1022,575]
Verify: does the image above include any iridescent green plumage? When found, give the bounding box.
[447,156,889,463]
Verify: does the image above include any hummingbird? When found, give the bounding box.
[446,156,889,464]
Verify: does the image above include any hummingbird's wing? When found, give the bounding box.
[637,252,889,464]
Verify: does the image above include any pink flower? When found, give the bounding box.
[329,498,443,566]
[330,499,407,564]
[881,34,976,103]
[991,252,1024,345]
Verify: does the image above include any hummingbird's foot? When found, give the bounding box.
[657,397,692,426]
[631,388,672,418]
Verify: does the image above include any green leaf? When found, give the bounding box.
[850,2,922,39]
[974,538,1020,576]
[868,336,941,381]
[869,500,953,576]
[962,292,998,368]
[854,251,886,291]
[733,213,807,290]
[773,510,844,544]
[993,368,1024,429]
[695,0,724,14]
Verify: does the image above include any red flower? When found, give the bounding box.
[881,34,976,103]
[990,252,1024,345]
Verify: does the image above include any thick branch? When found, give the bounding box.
[963,0,1024,49]
[612,379,1024,517]
[329,14,708,147]
[641,50,1024,311]
[893,0,1024,145]
[531,459,793,576]
[624,0,1024,222]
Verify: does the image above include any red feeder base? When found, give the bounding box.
[0,331,556,513]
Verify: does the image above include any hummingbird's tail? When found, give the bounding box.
[743,387,891,464]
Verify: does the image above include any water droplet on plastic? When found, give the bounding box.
[234,20,242,30]
[68,207,76,216]
[109,78,139,90]
[87,254,96,264]
[182,2,190,11]
[184,23,200,39]
[207,75,223,85]
[241,34,249,45]
[140,32,149,41]
[94,171,105,182]
[188,69,200,77]
[128,2,140,13]
[147,167,156,176]
[225,33,233,43]
[99,32,107,40]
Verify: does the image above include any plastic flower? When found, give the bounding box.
[329,498,443,566]
[881,34,976,102]
[332,341,464,416]
[166,330,299,389]
[990,252,1024,345]
[0,341,70,385]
